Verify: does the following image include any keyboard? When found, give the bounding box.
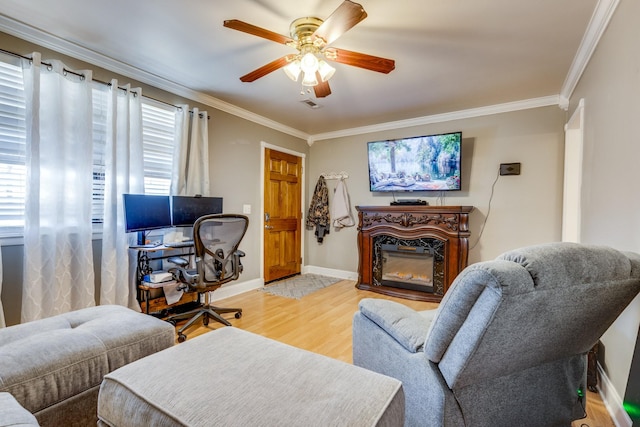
[164,240,194,248]
[132,241,162,249]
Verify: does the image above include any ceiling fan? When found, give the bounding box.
[223,0,395,98]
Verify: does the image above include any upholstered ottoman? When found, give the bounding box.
[97,327,404,426]
[0,305,175,426]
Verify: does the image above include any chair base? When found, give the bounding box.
[166,304,242,342]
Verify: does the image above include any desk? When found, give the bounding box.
[132,244,199,317]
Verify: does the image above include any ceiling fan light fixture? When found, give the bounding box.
[300,52,319,74]
[301,70,318,87]
[283,60,302,81]
[317,60,335,82]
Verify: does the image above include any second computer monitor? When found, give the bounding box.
[171,196,223,227]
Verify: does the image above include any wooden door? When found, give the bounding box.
[264,148,302,282]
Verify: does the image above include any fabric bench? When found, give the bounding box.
[0,305,175,426]
[98,327,404,426]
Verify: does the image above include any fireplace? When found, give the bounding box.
[375,238,443,294]
[380,243,435,291]
[356,205,472,302]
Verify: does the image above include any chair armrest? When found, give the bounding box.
[169,266,198,287]
[167,256,189,267]
[358,298,436,353]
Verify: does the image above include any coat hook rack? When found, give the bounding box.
[321,171,349,180]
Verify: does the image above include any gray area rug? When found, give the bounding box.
[262,274,341,299]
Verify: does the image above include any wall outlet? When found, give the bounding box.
[499,163,521,176]
[242,204,251,214]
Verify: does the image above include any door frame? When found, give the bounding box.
[562,98,584,243]
[260,141,306,283]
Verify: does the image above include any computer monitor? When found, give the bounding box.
[123,194,172,233]
[171,196,223,227]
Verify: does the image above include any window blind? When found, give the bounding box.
[141,100,176,196]
[0,58,26,237]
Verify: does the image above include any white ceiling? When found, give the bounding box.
[0,0,601,138]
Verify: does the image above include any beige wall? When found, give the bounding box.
[305,106,566,272]
[568,0,640,404]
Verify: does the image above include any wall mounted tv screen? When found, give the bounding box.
[368,131,462,192]
[171,196,223,227]
[123,194,172,233]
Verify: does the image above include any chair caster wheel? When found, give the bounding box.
[235,312,242,319]
[203,317,209,326]
[177,334,186,343]
[167,320,177,326]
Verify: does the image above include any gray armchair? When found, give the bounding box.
[353,242,640,426]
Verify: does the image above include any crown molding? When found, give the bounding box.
[560,0,619,101]
[307,95,560,145]
[0,15,309,141]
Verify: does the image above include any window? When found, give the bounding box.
[0,57,26,237]
[141,100,176,196]
[0,54,178,237]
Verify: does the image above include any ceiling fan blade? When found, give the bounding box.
[326,48,395,74]
[313,0,368,46]
[224,19,294,45]
[240,56,292,82]
[314,73,331,98]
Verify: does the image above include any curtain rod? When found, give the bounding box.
[0,47,209,119]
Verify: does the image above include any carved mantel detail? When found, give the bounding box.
[356,205,473,303]
[362,212,460,231]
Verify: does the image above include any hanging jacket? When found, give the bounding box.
[306,176,330,242]
[332,178,355,228]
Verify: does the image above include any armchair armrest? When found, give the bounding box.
[358,298,437,353]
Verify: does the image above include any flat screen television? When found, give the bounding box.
[368,131,462,192]
[171,196,223,227]
[123,194,172,233]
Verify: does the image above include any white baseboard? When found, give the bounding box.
[302,265,358,281]
[210,278,264,301]
[597,363,632,427]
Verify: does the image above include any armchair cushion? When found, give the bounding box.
[358,299,436,353]
[0,392,39,426]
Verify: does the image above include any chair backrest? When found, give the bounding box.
[424,242,640,390]
[193,214,249,287]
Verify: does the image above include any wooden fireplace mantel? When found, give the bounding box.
[356,205,473,302]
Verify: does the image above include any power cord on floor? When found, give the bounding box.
[470,168,500,250]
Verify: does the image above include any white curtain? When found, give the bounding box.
[21,53,96,322]
[185,109,210,196]
[170,104,189,196]
[99,80,144,309]
[0,246,5,327]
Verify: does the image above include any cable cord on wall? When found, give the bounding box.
[470,168,501,250]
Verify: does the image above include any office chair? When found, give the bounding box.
[166,214,249,342]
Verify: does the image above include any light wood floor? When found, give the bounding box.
[177,279,614,427]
